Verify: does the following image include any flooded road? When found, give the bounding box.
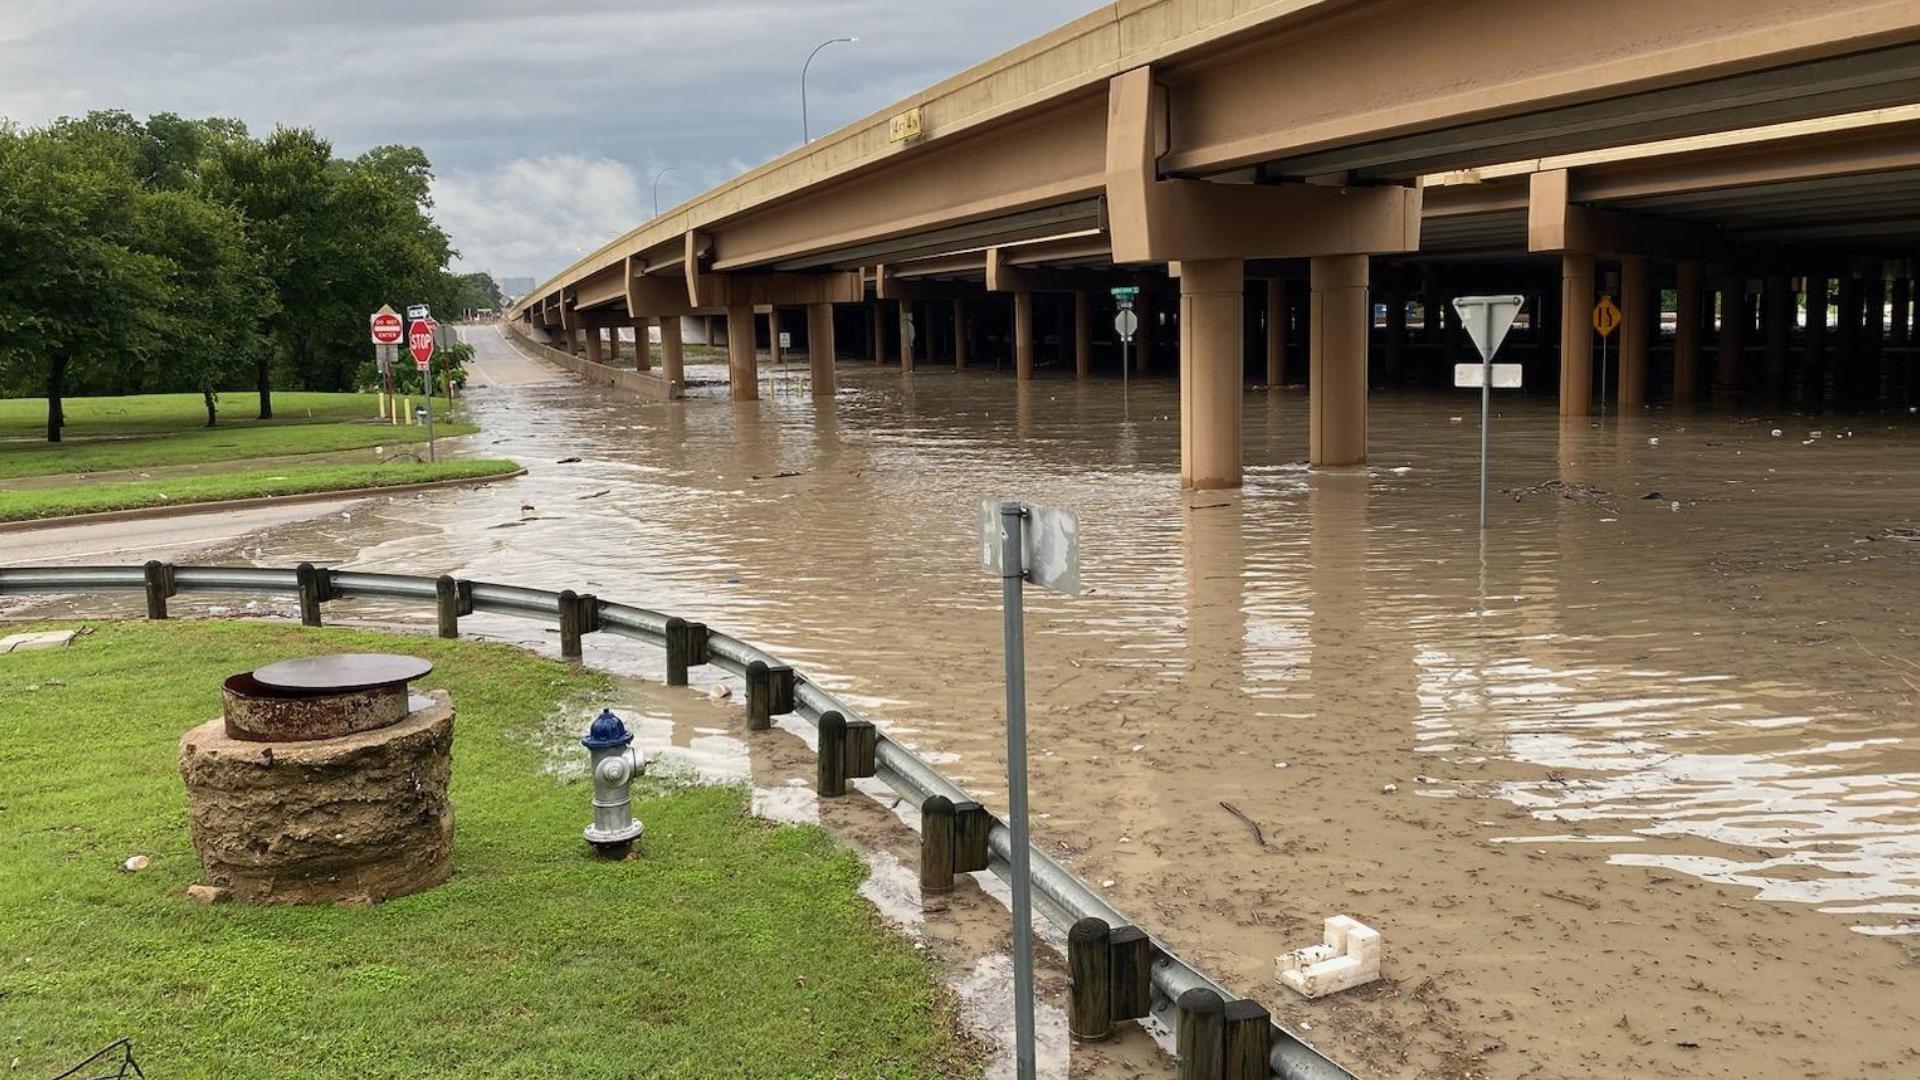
[21,325,1920,1078]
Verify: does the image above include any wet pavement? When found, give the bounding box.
[9,324,1919,1078]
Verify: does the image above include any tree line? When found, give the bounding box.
[0,110,489,440]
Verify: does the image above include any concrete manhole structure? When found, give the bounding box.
[178,653,455,905]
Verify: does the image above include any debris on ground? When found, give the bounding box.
[750,471,803,480]
[556,456,581,464]
[122,855,149,872]
[1277,915,1382,999]
[1,629,80,654]
[1220,801,1267,846]
[1499,479,1618,513]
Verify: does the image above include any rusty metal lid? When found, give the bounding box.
[252,653,432,695]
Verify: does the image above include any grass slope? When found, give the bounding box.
[0,459,522,522]
[0,418,478,481]
[0,620,976,1079]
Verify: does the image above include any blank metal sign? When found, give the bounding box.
[1454,363,1523,389]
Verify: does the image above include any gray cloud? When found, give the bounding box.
[0,0,1098,280]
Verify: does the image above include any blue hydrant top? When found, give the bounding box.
[581,708,633,750]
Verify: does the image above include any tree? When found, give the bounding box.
[0,126,171,441]
[133,189,273,426]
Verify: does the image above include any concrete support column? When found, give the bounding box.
[1892,272,1912,346]
[585,327,605,365]
[567,326,583,355]
[1310,254,1370,466]
[806,303,836,397]
[660,316,684,390]
[1716,277,1744,397]
[1619,256,1651,407]
[607,327,622,364]
[1014,290,1035,380]
[1865,274,1887,397]
[726,305,758,401]
[1383,287,1406,386]
[1673,262,1702,404]
[1265,278,1288,389]
[634,319,654,371]
[1827,270,1858,401]
[1179,258,1245,489]
[1136,293,1154,373]
[1804,275,1828,407]
[953,298,970,369]
[871,302,887,364]
[1765,275,1792,401]
[896,301,915,374]
[1073,290,1092,379]
[1558,253,1595,417]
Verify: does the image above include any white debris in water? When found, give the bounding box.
[1647,437,1660,447]
[1381,783,1398,795]
[1274,761,1289,769]
[1771,429,1783,437]
[1101,879,1116,888]
[1671,501,1681,512]
[1130,744,1144,753]
[707,683,732,701]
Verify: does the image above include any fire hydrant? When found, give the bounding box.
[582,708,645,855]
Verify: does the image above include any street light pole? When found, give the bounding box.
[801,36,858,144]
[650,167,677,219]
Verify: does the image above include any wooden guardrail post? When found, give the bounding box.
[142,560,174,620]
[1176,988,1226,1080]
[1223,999,1273,1080]
[1109,926,1153,1021]
[952,801,992,873]
[1068,916,1114,1042]
[434,575,464,638]
[745,662,793,730]
[664,617,708,686]
[919,795,956,896]
[557,590,598,659]
[817,711,848,796]
[843,718,877,779]
[295,562,326,627]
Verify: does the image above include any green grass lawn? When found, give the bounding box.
[0,392,404,438]
[0,392,474,481]
[0,620,978,1079]
[0,459,523,522]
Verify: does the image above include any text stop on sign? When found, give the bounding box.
[408,322,435,369]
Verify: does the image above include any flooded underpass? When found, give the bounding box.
[14,325,1920,1078]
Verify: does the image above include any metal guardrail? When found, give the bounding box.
[0,561,1357,1080]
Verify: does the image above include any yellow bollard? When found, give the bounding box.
[403,396,413,425]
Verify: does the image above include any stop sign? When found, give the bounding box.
[408,320,436,370]
[370,305,403,345]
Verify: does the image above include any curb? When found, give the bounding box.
[0,467,527,534]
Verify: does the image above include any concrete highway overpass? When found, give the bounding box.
[509,0,1920,488]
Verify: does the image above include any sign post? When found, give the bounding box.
[372,305,404,423]
[1111,286,1139,408]
[1592,295,1621,416]
[409,316,437,462]
[1452,295,1527,531]
[979,498,1080,1080]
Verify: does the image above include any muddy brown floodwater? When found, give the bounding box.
[21,325,1920,1079]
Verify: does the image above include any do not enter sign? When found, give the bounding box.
[370,305,403,345]
[408,320,436,370]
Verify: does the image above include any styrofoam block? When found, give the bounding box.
[0,630,77,654]
[1276,915,1382,999]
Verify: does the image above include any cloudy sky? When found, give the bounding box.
[0,0,1097,283]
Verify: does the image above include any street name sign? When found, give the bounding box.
[406,303,431,321]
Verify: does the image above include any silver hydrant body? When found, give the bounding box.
[582,709,645,853]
